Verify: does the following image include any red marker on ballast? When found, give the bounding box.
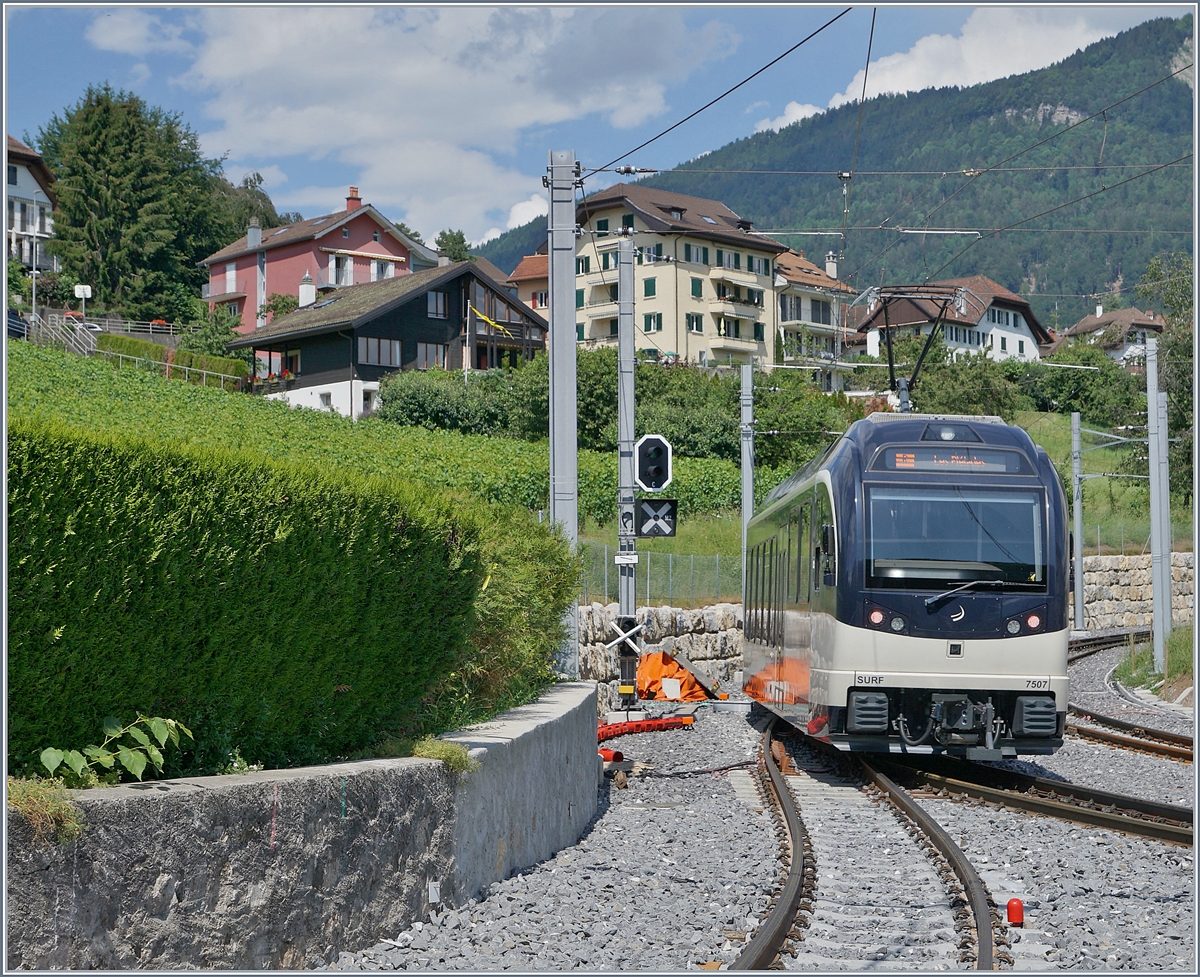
[1007,898,1024,927]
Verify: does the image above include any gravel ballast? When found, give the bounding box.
[324,702,782,972]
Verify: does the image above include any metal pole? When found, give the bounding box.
[1071,412,1084,630]
[547,150,580,677]
[741,364,754,606]
[617,231,637,619]
[1145,337,1166,672]
[1157,391,1173,641]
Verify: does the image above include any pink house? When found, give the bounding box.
[198,187,437,334]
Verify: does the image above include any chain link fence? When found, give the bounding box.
[580,543,742,608]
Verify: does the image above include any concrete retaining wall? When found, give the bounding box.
[5,683,598,970]
[578,602,744,713]
[1069,552,1194,630]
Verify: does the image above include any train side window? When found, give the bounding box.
[794,505,810,603]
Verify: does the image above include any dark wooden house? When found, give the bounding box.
[227,260,547,417]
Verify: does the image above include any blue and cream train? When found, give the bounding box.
[742,412,1070,757]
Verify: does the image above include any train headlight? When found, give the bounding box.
[1006,619,1021,635]
[890,616,906,633]
[869,609,885,626]
[1026,613,1042,630]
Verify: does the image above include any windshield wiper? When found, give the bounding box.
[924,578,1005,610]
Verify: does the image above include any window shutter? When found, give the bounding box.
[329,254,336,286]
[577,323,585,341]
[657,313,663,331]
[655,243,662,257]
[734,253,741,270]
[684,243,692,262]
[703,247,709,264]
[716,249,723,267]
[576,289,584,309]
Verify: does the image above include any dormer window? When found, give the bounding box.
[671,209,682,220]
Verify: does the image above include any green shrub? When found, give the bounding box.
[95,333,248,384]
[6,777,84,846]
[6,416,576,774]
[95,333,170,361]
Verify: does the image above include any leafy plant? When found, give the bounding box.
[41,715,194,785]
[411,736,480,774]
[6,776,84,845]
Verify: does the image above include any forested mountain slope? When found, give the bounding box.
[477,15,1192,326]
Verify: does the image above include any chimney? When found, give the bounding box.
[797,249,804,260]
[825,251,838,280]
[437,251,451,267]
[1095,303,1103,318]
[299,271,316,308]
[247,217,262,249]
[346,187,362,211]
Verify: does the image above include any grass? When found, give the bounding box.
[1112,625,1194,691]
[1015,411,1192,555]
[346,735,480,774]
[581,509,743,558]
[6,777,85,846]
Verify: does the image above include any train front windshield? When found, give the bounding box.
[866,485,1045,588]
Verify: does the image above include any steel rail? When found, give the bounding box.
[1067,703,1193,748]
[1068,628,1151,663]
[877,755,1193,845]
[1066,713,1193,762]
[730,721,809,971]
[858,761,995,971]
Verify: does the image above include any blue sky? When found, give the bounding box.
[4,4,1187,244]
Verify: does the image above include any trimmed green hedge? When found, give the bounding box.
[7,417,578,775]
[95,333,249,384]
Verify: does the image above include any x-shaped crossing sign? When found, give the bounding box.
[606,619,645,657]
[637,498,677,537]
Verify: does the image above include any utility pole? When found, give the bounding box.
[1156,390,1172,643]
[1145,336,1167,672]
[546,149,580,677]
[741,364,754,605]
[1071,412,1084,630]
[617,232,637,618]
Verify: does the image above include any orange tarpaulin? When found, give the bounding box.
[636,651,710,702]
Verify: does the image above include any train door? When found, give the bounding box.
[810,482,837,676]
[774,504,812,717]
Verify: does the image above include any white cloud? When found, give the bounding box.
[227,164,289,190]
[506,193,548,229]
[85,9,191,55]
[168,6,735,241]
[754,101,823,133]
[828,6,1185,108]
[474,228,504,247]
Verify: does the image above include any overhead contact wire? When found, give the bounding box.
[841,7,877,250]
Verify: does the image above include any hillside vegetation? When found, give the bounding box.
[477,16,1193,327]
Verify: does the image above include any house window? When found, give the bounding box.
[6,164,16,185]
[748,289,763,307]
[319,392,332,409]
[717,318,741,339]
[621,214,634,230]
[428,291,448,318]
[373,230,380,242]
[1000,336,1008,352]
[358,336,402,367]
[683,244,709,264]
[609,319,619,337]
[812,299,831,325]
[596,218,609,236]
[576,289,584,309]
[38,207,46,234]
[643,312,662,332]
[1018,339,1025,355]
[601,250,615,271]
[334,254,352,286]
[532,290,548,309]
[286,350,301,374]
[754,322,765,342]
[687,313,704,333]
[691,277,703,299]
[670,209,682,220]
[576,256,591,275]
[416,342,447,369]
[644,278,656,298]
[343,227,350,238]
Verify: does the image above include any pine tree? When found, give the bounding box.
[37,85,229,320]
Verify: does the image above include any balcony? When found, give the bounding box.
[202,278,248,301]
[708,266,763,286]
[709,296,764,318]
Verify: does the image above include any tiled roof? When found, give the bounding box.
[470,256,512,287]
[1064,306,1165,339]
[774,249,856,294]
[6,134,56,204]
[226,260,546,349]
[508,254,548,283]
[577,182,788,253]
[200,204,436,267]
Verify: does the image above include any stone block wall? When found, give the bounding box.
[1069,552,1194,630]
[578,602,744,713]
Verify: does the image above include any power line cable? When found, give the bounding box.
[583,7,854,179]
[668,163,1193,175]
[925,153,1192,281]
[841,7,876,251]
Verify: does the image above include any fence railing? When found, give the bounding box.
[44,311,200,338]
[31,318,96,357]
[96,349,246,391]
[579,543,742,608]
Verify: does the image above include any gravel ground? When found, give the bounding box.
[920,796,1195,971]
[987,646,1196,810]
[323,701,783,972]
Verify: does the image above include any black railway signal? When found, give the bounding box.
[635,434,672,491]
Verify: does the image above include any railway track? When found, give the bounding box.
[734,722,996,970]
[1067,627,1151,664]
[1067,703,1194,762]
[877,754,1193,846]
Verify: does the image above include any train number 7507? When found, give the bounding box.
[1025,678,1050,689]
